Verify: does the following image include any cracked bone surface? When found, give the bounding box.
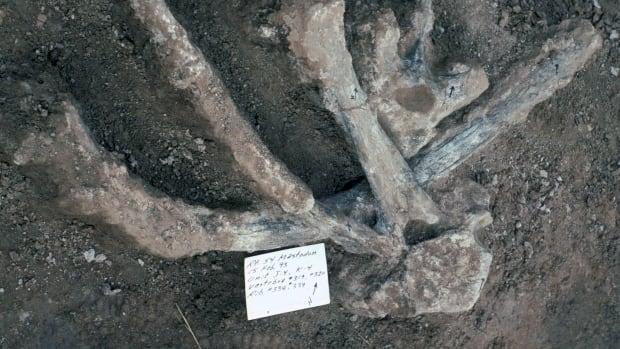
[411,19,603,185]
[0,0,602,318]
[336,180,493,317]
[353,0,489,158]
[325,18,602,214]
[4,95,396,259]
[278,0,442,236]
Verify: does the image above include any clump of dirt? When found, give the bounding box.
[1,0,618,348]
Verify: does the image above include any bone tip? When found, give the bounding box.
[280,193,316,214]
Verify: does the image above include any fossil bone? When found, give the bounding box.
[277,0,443,238]
[352,0,489,158]
[5,98,397,258]
[1,0,602,318]
[411,19,603,185]
[128,0,314,214]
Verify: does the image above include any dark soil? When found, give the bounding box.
[1,0,618,348]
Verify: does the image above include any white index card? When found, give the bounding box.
[244,243,330,320]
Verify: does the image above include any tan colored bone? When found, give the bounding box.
[128,0,313,214]
[354,0,489,158]
[279,0,443,237]
[1,0,602,320]
[9,101,397,259]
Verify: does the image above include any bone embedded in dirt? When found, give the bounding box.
[354,6,489,158]
[129,0,314,214]
[412,19,603,186]
[405,212,493,314]
[280,0,442,233]
[9,97,393,258]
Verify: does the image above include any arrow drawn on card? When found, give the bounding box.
[313,282,317,295]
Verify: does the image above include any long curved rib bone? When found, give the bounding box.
[128,0,313,214]
[6,99,397,258]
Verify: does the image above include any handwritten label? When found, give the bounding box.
[244,243,330,320]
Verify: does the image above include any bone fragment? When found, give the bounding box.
[411,19,602,185]
[323,19,602,218]
[336,181,493,317]
[354,0,489,158]
[7,99,397,258]
[128,0,313,214]
[279,0,442,235]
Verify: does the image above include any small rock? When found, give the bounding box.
[523,241,533,258]
[45,252,56,265]
[181,149,193,161]
[137,258,145,267]
[0,288,4,293]
[350,314,359,322]
[515,221,522,229]
[610,30,619,40]
[539,204,551,214]
[211,264,223,271]
[159,154,175,165]
[491,174,499,186]
[103,283,122,296]
[257,25,278,41]
[556,176,563,182]
[539,170,548,178]
[18,310,31,322]
[36,14,47,28]
[611,66,619,77]
[83,248,107,263]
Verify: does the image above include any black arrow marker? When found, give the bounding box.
[313,282,317,295]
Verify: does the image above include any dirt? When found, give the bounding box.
[0,0,618,348]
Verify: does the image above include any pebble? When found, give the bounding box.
[83,248,107,263]
[159,154,175,165]
[258,25,277,41]
[18,311,31,322]
[523,241,534,259]
[137,258,145,267]
[36,14,47,28]
[539,170,548,178]
[611,66,619,77]
[0,288,4,293]
[611,30,619,40]
[45,252,56,265]
[103,283,122,296]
